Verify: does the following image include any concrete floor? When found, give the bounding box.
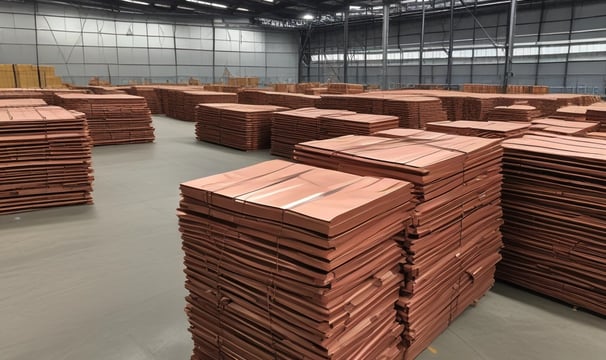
[0,115,604,360]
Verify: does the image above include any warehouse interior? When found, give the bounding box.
[1,1,606,360]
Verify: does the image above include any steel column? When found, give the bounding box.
[563,1,575,89]
[446,0,455,89]
[502,0,518,92]
[382,2,390,90]
[418,0,426,84]
[344,3,350,83]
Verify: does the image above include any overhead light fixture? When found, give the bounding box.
[121,0,150,5]
[154,3,171,8]
[302,14,314,20]
[237,7,250,12]
[177,5,195,10]
[186,0,227,9]
[349,5,361,10]
[264,0,274,3]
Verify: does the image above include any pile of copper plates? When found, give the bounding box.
[587,132,606,140]
[426,120,531,138]
[585,103,606,130]
[462,95,501,120]
[318,113,400,139]
[165,90,238,121]
[195,103,288,150]
[55,93,155,146]
[552,105,588,121]
[0,106,93,214]
[497,134,606,316]
[486,104,541,121]
[0,98,47,108]
[0,88,87,105]
[270,108,356,158]
[178,160,415,360]
[383,96,448,128]
[294,131,503,359]
[125,86,163,114]
[326,83,364,94]
[529,118,600,136]
[154,86,206,118]
[238,89,319,109]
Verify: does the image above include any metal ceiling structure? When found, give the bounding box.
[27,0,529,28]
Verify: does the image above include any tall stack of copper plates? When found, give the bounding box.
[293,131,503,359]
[383,96,447,128]
[426,120,531,138]
[0,89,43,100]
[195,103,288,150]
[178,160,415,359]
[270,108,356,158]
[585,103,606,130]
[0,98,47,108]
[238,89,319,109]
[497,134,606,316]
[529,118,600,136]
[153,86,205,116]
[462,95,501,120]
[165,90,237,121]
[55,93,155,145]
[0,106,93,214]
[486,105,542,121]
[125,86,163,114]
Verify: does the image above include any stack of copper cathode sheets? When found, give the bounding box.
[55,93,155,145]
[168,91,238,121]
[497,134,606,316]
[382,96,447,128]
[194,103,287,150]
[270,108,355,158]
[125,86,163,114]
[426,120,531,139]
[0,106,93,214]
[238,90,319,109]
[0,98,47,108]
[56,94,155,145]
[486,104,541,122]
[178,160,415,359]
[293,130,503,359]
[529,118,600,136]
[585,103,606,130]
[552,106,588,121]
[318,113,399,139]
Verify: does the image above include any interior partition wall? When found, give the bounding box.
[0,1,299,85]
[303,0,606,95]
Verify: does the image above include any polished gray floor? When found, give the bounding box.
[1,116,604,360]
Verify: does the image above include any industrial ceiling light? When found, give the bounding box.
[302,14,314,20]
[237,7,250,12]
[121,0,150,5]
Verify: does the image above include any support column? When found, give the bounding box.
[344,2,350,83]
[502,0,518,92]
[382,2,390,90]
[563,1,575,89]
[446,0,455,89]
[418,0,426,84]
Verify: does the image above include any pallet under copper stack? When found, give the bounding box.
[293,130,503,359]
[55,93,155,145]
[497,134,606,316]
[383,96,448,128]
[0,106,93,214]
[426,120,531,139]
[178,159,415,360]
[195,103,288,150]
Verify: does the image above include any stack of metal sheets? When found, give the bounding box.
[0,106,93,214]
[178,160,415,359]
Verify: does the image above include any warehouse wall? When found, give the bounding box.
[0,1,299,85]
[305,0,606,94]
